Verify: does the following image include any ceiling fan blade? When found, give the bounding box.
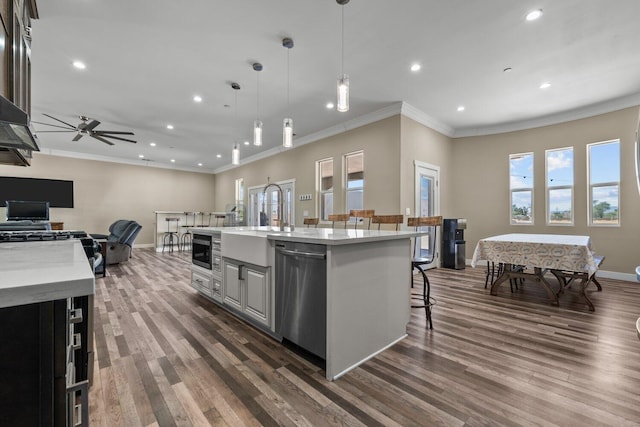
[34,130,77,133]
[72,133,83,141]
[93,130,135,135]
[93,134,137,143]
[31,121,75,130]
[91,134,115,146]
[42,113,78,130]
[83,120,101,131]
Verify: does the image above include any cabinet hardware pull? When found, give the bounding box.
[69,308,83,324]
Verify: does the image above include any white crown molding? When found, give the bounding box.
[453,92,640,138]
[37,148,214,174]
[400,102,455,137]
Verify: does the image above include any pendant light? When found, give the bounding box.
[252,62,263,146]
[231,82,241,165]
[337,0,350,112]
[282,37,294,148]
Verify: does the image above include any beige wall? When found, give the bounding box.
[215,116,402,225]
[0,154,216,245]
[451,106,640,275]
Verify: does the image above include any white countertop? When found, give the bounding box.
[0,240,95,308]
[190,226,422,245]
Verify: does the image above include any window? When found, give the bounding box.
[509,152,534,225]
[317,158,333,221]
[345,151,364,215]
[588,140,620,226]
[546,147,574,225]
[235,178,244,223]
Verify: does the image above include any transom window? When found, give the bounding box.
[509,152,534,225]
[546,147,574,225]
[588,140,620,226]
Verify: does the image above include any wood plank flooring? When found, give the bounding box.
[89,249,640,426]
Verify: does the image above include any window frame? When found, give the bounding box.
[316,157,334,221]
[344,151,364,219]
[545,146,574,226]
[509,152,534,225]
[587,139,620,227]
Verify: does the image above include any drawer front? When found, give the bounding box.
[212,253,222,274]
[211,276,222,301]
[191,270,212,296]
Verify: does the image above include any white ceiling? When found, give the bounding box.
[30,0,640,173]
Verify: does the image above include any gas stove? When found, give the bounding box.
[0,230,88,242]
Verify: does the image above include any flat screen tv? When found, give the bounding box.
[5,200,50,221]
[0,177,74,208]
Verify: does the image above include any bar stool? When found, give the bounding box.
[349,209,375,230]
[328,214,350,229]
[408,215,442,329]
[197,212,212,227]
[180,212,197,251]
[371,214,403,230]
[162,217,180,252]
[303,218,319,228]
[214,213,226,227]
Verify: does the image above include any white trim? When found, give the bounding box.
[402,103,454,137]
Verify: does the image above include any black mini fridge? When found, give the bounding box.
[442,218,467,269]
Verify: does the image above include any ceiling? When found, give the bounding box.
[30,0,640,174]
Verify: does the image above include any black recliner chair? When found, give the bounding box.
[91,219,142,265]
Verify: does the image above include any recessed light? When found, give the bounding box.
[243,141,250,146]
[166,124,174,130]
[326,102,334,109]
[539,82,551,89]
[170,159,175,163]
[526,9,543,21]
[149,142,156,147]
[72,61,86,70]
[216,154,222,158]
[138,154,144,158]
[197,163,203,167]
[457,106,465,112]
[193,95,202,103]
[410,63,421,72]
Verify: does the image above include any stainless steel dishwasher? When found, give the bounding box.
[275,241,327,359]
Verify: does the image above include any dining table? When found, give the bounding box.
[471,233,601,310]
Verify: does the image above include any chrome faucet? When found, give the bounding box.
[263,182,286,231]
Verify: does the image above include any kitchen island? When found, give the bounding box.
[189,226,422,380]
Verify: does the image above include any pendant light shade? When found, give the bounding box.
[253,119,263,147]
[232,143,240,165]
[337,74,349,112]
[283,117,293,148]
[337,0,350,112]
[282,37,294,148]
[253,62,263,146]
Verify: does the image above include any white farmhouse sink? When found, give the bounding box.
[221,231,270,267]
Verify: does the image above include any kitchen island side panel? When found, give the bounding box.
[326,238,410,380]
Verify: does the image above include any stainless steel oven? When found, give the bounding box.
[192,234,212,269]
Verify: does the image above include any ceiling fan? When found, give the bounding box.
[32,114,136,145]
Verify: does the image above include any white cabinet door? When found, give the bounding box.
[244,266,270,326]
[222,261,242,311]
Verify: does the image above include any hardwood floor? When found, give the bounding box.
[89,249,640,426]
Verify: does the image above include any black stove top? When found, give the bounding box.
[0,230,88,242]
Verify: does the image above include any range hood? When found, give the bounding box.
[0,95,39,166]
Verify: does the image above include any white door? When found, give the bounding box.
[414,161,440,269]
[248,180,295,227]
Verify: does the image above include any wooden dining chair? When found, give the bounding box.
[303,218,319,228]
[349,209,375,230]
[407,215,442,329]
[371,214,403,231]
[328,214,350,229]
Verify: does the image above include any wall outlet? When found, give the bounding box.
[405,207,411,215]
[303,210,309,217]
